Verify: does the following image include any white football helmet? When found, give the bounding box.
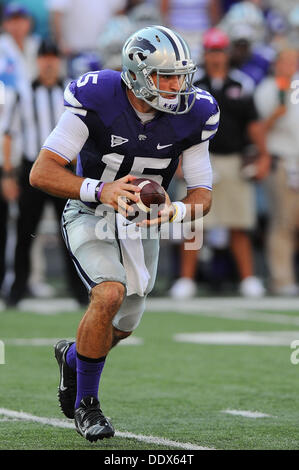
[121,25,197,114]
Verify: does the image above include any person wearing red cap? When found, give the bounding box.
[202,27,230,50]
[169,28,271,299]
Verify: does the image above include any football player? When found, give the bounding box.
[30,25,219,441]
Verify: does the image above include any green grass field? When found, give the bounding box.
[1,299,299,450]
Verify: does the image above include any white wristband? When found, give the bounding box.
[170,201,187,223]
[80,178,100,202]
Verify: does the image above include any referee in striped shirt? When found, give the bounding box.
[1,39,88,307]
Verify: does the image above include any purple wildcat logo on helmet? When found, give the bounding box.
[128,37,157,61]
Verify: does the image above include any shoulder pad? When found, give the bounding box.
[191,87,220,142]
[64,69,121,115]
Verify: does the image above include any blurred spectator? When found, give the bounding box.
[218,1,280,85]
[160,0,222,63]
[254,47,299,296]
[48,0,126,58]
[288,6,299,48]
[129,3,162,29]
[0,2,39,297]
[97,2,162,72]
[0,107,8,295]
[1,0,51,38]
[219,1,265,43]
[169,28,271,299]
[263,6,289,47]
[97,13,132,72]
[228,23,276,85]
[220,0,241,15]
[67,52,102,80]
[1,39,89,306]
[266,0,298,17]
[0,52,18,90]
[0,3,40,90]
[124,0,144,11]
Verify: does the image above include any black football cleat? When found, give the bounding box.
[54,339,76,419]
[74,396,115,442]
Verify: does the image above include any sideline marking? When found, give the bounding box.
[0,340,4,364]
[222,409,273,419]
[2,297,298,326]
[148,300,299,326]
[3,337,143,347]
[174,331,299,346]
[0,408,213,450]
[147,297,299,312]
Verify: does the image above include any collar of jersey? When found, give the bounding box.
[119,78,163,124]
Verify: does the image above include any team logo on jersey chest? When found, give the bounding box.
[111,135,129,147]
[138,134,147,141]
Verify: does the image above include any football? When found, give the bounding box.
[127,178,166,221]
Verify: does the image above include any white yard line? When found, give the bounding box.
[222,409,273,419]
[147,298,299,312]
[18,298,81,314]
[147,299,299,326]
[177,309,299,326]
[0,408,213,450]
[1,297,298,327]
[1,297,299,317]
[174,331,299,346]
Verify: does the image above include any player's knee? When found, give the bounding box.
[91,281,125,313]
[114,328,132,340]
[111,328,132,348]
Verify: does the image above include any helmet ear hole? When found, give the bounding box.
[129,70,137,81]
[137,52,146,61]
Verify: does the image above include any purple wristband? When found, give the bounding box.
[95,182,105,202]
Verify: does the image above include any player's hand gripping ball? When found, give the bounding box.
[126,178,166,222]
